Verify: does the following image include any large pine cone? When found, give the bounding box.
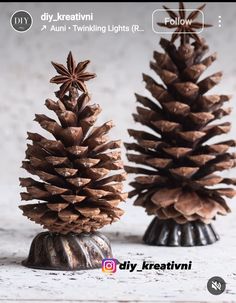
[20,53,127,234]
[126,38,236,224]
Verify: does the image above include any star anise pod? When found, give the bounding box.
[157,2,212,44]
[50,51,96,98]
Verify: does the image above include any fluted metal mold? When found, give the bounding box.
[143,217,219,246]
[22,231,112,270]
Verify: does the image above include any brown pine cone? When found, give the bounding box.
[126,34,236,224]
[20,52,127,234]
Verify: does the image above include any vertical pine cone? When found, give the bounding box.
[20,52,127,234]
[125,6,236,224]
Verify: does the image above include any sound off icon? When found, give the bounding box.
[207,276,226,295]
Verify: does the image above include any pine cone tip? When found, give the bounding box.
[158,2,212,45]
[50,52,96,98]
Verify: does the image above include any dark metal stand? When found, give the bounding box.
[22,231,112,270]
[143,217,219,246]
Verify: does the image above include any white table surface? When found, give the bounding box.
[0,185,235,303]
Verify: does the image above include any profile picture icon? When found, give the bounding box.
[102,258,117,273]
[10,10,33,32]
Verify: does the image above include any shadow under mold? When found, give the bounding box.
[0,254,24,267]
[103,231,143,244]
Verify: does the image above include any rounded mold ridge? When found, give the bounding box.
[143,217,219,246]
[22,231,112,270]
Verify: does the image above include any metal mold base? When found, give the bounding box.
[143,217,220,246]
[22,231,112,270]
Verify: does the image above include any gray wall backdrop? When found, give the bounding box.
[1,2,236,187]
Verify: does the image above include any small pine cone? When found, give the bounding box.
[20,52,127,234]
[126,38,236,224]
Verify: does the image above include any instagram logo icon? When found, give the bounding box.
[102,258,117,273]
